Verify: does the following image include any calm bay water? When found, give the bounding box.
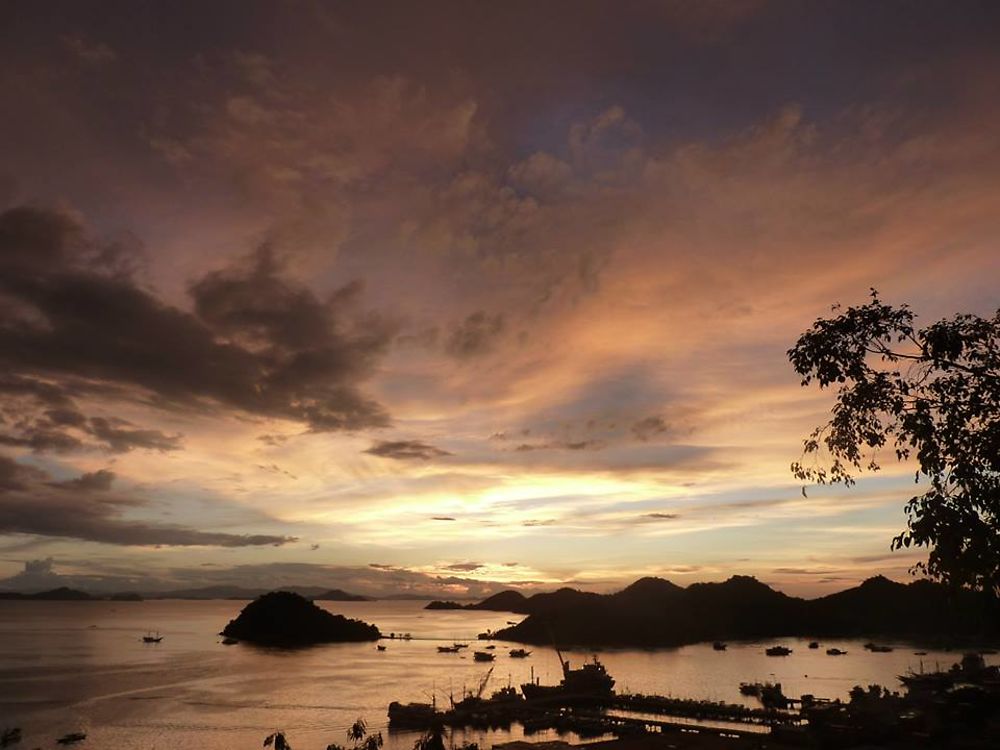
[0,599,991,749]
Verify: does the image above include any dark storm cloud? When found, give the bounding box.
[642,512,679,521]
[0,207,392,443]
[631,415,669,441]
[87,417,181,453]
[445,311,505,358]
[0,455,294,547]
[0,376,179,452]
[444,561,484,572]
[513,439,604,452]
[52,468,115,492]
[364,439,452,461]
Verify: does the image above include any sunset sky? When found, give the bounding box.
[2,1,999,598]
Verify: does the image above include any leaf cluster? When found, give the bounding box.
[789,290,1000,595]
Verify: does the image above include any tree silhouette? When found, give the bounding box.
[789,290,1000,596]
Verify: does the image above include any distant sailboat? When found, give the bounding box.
[142,631,163,643]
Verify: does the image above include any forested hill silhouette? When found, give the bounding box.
[483,575,998,647]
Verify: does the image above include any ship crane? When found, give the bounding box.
[476,666,495,698]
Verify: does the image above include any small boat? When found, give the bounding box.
[808,641,819,649]
[473,650,496,662]
[869,645,893,653]
[376,644,386,651]
[388,701,439,728]
[712,641,727,651]
[57,733,87,745]
[826,648,847,655]
[142,631,163,643]
[437,645,460,653]
[485,644,496,650]
[506,620,518,625]
[509,648,531,658]
[221,636,238,645]
[765,645,792,656]
[452,642,469,649]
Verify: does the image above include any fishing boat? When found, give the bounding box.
[826,647,847,655]
[765,645,792,656]
[56,733,87,745]
[509,648,531,658]
[521,652,615,702]
[712,641,727,651]
[142,631,163,643]
[388,701,439,728]
[474,650,496,662]
[376,644,386,651]
[808,641,820,649]
[438,645,461,653]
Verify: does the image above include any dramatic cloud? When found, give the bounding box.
[513,440,604,452]
[445,311,505,358]
[632,416,669,442]
[443,561,484,572]
[364,440,452,461]
[0,208,392,445]
[0,455,294,547]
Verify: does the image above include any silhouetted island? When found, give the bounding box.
[425,600,466,610]
[221,590,380,646]
[482,575,999,647]
[467,590,532,613]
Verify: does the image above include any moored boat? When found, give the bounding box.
[474,650,496,662]
[765,645,792,656]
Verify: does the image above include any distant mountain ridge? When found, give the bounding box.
[0,586,97,601]
[485,575,1000,647]
[312,589,373,602]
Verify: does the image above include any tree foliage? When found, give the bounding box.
[789,290,1000,596]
